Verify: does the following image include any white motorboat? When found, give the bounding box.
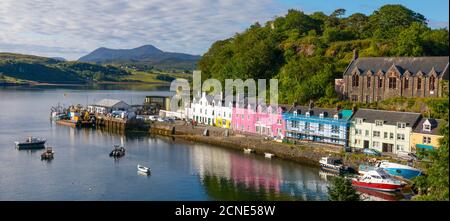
[243,148,254,154]
[264,152,275,158]
[137,164,151,174]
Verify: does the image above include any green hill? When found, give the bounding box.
[0,53,130,84]
[198,4,449,104]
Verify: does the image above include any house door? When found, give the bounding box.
[363,140,369,149]
[382,143,393,152]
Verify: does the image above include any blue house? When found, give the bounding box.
[282,105,353,146]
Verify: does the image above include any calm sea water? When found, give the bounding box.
[0,85,329,201]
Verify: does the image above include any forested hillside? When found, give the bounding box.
[198,4,449,104]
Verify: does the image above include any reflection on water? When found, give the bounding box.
[192,144,329,201]
[0,87,329,200]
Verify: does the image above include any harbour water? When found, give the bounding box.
[0,86,330,200]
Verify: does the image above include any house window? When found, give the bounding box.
[378,77,383,88]
[352,75,359,87]
[373,131,380,137]
[396,145,404,151]
[351,95,358,101]
[318,124,324,132]
[373,141,380,148]
[354,129,362,135]
[365,130,369,136]
[397,122,406,129]
[388,77,396,89]
[430,75,435,91]
[366,95,370,103]
[397,133,405,141]
[319,113,324,118]
[417,78,422,90]
[305,122,310,130]
[390,133,394,140]
[423,136,432,144]
[423,124,431,131]
[384,132,388,139]
[367,77,371,88]
[334,114,339,120]
[354,139,361,145]
[404,78,409,89]
[331,125,339,133]
[293,111,297,116]
[305,112,310,117]
[375,120,383,126]
[356,118,363,124]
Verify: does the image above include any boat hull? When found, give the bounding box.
[352,180,403,192]
[382,168,421,180]
[15,141,46,150]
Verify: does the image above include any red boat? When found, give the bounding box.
[352,169,404,192]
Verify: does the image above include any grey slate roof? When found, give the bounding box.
[413,118,443,135]
[288,106,340,118]
[95,99,128,108]
[344,56,449,78]
[351,108,421,127]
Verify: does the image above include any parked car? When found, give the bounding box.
[397,151,419,161]
[157,117,165,122]
[148,115,159,121]
[362,148,381,156]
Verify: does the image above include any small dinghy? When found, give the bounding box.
[264,152,275,158]
[41,147,54,160]
[137,164,151,174]
[243,148,254,154]
[109,145,125,158]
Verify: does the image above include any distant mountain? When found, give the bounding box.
[51,57,66,61]
[78,45,201,70]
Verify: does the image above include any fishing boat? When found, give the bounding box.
[319,156,346,173]
[41,147,55,160]
[15,137,46,150]
[264,153,274,158]
[377,160,421,180]
[352,169,405,192]
[243,148,254,154]
[137,164,151,174]
[109,145,125,157]
[359,161,421,180]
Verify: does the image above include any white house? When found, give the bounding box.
[211,94,233,128]
[189,92,215,125]
[349,109,421,154]
[87,99,130,114]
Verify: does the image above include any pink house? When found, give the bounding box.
[232,100,286,139]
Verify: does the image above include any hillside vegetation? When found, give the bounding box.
[0,53,130,84]
[198,4,449,105]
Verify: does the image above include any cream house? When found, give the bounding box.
[410,118,444,152]
[349,109,421,154]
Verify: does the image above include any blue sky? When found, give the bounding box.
[0,0,448,60]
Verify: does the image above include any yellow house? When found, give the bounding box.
[410,118,444,152]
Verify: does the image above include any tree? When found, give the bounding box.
[393,22,428,56]
[413,122,449,201]
[328,176,360,201]
[369,4,426,39]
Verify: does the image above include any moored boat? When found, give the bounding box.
[377,161,421,180]
[109,145,125,158]
[319,156,346,173]
[41,147,55,160]
[243,148,254,154]
[15,137,46,150]
[264,152,274,158]
[352,169,405,192]
[359,161,421,180]
[137,164,151,174]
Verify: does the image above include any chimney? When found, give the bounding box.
[353,49,359,60]
[308,100,314,111]
[202,91,206,97]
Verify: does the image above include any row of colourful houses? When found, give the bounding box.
[185,92,444,155]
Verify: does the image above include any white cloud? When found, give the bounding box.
[0,0,288,60]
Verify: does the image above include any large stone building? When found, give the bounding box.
[337,51,449,102]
